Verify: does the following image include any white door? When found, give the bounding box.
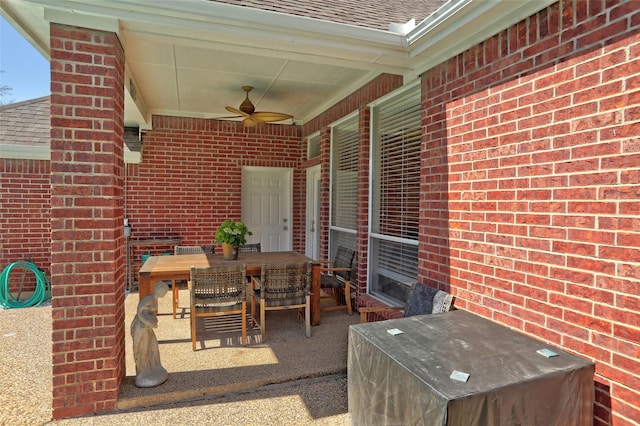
[305,165,321,259]
[242,167,292,251]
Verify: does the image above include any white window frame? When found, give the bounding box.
[368,81,422,305]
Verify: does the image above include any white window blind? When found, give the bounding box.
[370,85,421,303]
[331,116,359,232]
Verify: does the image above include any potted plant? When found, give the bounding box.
[215,219,253,260]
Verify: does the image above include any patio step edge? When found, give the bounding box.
[116,369,347,411]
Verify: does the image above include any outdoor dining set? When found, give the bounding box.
[138,244,357,351]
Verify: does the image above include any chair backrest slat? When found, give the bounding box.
[333,246,355,281]
[259,262,310,298]
[239,243,261,253]
[175,245,215,255]
[190,265,246,306]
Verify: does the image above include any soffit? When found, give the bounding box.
[1,0,555,129]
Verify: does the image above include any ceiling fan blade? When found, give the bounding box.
[227,87,292,126]
[251,111,293,122]
[225,106,251,118]
[242,117,260,127]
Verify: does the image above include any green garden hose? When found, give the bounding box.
[0,261,51,309]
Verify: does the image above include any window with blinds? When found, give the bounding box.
[330,115,358,252]
[369,85,421,304]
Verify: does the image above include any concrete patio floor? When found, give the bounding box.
[0,286,357,425]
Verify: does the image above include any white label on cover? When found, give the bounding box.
[450,370,470,382]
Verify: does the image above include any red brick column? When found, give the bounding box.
[318,126,332,261]
[355,106,370,302]
[49,23,125,419]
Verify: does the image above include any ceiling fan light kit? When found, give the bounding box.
[239,86,255,114]
[224,86,293,127]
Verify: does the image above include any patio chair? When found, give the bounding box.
[359,282,454,323]
[239,243,261,253]
[189,264,247,351]
[251,262,311,339]
[318,246,355,316]
[172,245,215,318]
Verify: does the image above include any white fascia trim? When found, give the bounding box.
[43,7,119,33]
[124,150,141,164]
[0,2,50,59]
[0,145,49,161]
[405,0,476,46]
[406,0,558,63]
[0,144,141,164]
[121,0,403,47]
[28,0,405,51]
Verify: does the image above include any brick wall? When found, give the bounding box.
[305,73,403,272]
[303,73,403,136]
[126,117,303,253]
[123,73,404,266]
[0,159,51,290]
[49,24,126,419]
[420,1,639,424]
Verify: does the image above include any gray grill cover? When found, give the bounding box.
[348,310,594,426]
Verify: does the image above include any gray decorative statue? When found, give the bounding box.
[131,281,169,388]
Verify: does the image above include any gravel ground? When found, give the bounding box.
[50,374,350,425]
[1,296,353,425]
[1,302,53,426]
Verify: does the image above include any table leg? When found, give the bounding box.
[311,263,320,326]
[139,275,151,300]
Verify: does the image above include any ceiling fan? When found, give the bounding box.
[225,86,293,127]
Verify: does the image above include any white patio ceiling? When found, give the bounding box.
[1,0,554,129]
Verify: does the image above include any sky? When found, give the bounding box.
[0,16,50,104]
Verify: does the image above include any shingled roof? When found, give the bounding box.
[210,0,448,31]
[0,96,143,152]
[0,96,50,147]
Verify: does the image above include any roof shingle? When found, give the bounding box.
[210,0,448,31]
[0,96,50,147]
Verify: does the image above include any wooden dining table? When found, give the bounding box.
[137,251,323,325]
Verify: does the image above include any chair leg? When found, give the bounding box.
[305,295,311,338]
[320,283,353,315]
[251,295,257,327]
[191,310,197,351]
[172,280,178,319]
[260,302,266,338]
[241,302,247,346]
[345,281,353,315]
